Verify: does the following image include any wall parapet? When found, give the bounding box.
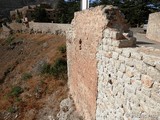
[29,22,71,36]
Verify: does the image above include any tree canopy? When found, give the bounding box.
[33,6,49,22]
[54,0,80,23]
[33,0,160,25]
[91,0,160,26]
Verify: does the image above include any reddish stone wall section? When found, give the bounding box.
[67,6,108,120]
[67,5,133,119]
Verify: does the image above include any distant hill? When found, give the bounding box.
[0,0,55,18]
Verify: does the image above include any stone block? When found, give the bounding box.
[134,59,147,74]
[117,71,124,79]
[155,61,160,71]
[103,29,111,38]
[149,108,160,116]
[126,66,134,78]
[131,106,142,117]
[111,30,125,40]
[103,29,125,40]
[119,63,126,73]
[106,38,112,45]
[124,58,134,67]
[118,39,136,48]
[116,84,124,93]
[122,48,131,58]
[141,86,151,97]
[146,97,160,109]
[102,37,108,45]
[147,66,160,82]
[105,51,112,58]
[131,52,143,60]
[131,79,142,91]
[119,55,125,63]
[150,82,160,103]
[132,69,141,80]
[125,84,136,95]
[139,100,150,113]
[131,95,140,106]
[123,74,131,84]
[115,48,123,54]
[115,60,121,70]
[141,74,153,88]
[102,45,109,51]
[112,52,119,60]
[123,31,133,38]
[136,90,146,102]
[143,54,160,67]
[151,92,160,103]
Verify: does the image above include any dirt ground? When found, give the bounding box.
[130,28,160,49]
[0,33,71,120]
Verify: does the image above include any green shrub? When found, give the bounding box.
[9,86,23,97]
[40,58,67,80]
[6,36,15,44]
[15,18,22,23]
[15,97,22,102]
[40,62,51,74]
[58,45,66,54]
[7,106,17,113]
[21,73,32,81]
[50,58,67,80]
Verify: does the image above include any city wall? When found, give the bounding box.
[67,5,160,120]
[1,22,71,38]
[146,12,160,42]
[29,22,71,35]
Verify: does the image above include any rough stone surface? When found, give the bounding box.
[29,22,71,36]
[67,5,108,120]
[146,12,160,42]
[57,97,83,120]
[67,5,160,120]
[141,74,153,88]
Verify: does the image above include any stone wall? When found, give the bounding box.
[67,6,108,120]
[146,12,160,42]
[96,24,160,120]
[67,5,160,120]
[29,22,71,36]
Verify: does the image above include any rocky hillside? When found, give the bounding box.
[0,33,82,120]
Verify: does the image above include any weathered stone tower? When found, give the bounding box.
[147,12,160,42]
[67,5,160,120]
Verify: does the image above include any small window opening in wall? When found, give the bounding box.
[79,39,82,50]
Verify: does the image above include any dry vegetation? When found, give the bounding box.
[0,33,69,120]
